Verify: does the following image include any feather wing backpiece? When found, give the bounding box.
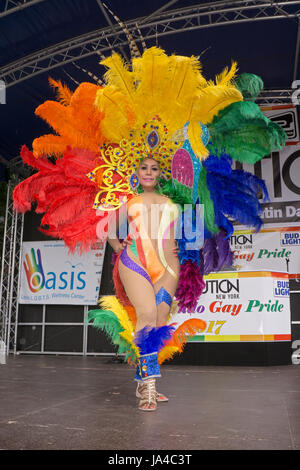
[13,47,286,364]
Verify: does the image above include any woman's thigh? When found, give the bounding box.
[118,246,157,327]
[154,271,178,326]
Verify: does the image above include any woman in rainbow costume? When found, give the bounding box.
[13,38,286,411]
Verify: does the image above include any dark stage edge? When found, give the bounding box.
[169,342,292,366]
[1,355,300,450]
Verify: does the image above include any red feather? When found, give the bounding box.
[13,171,63,212]
[19,144,55,171]
[12,145,116,252]
[41,189,95,228]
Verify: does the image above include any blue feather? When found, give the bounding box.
[134,325,176,355]
[204,153,269,237]
[176,207,204,265]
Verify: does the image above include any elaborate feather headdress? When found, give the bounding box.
[87,47,242,209]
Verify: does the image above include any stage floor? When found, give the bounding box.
[0,355,300,450]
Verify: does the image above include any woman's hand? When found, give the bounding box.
[121,238,133,249]
[115,237,132,254]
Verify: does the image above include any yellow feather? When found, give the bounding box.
[99,295,133,333]
[132,47,172,122]
[162,55,207,134]
[94,48,240,145]
[158,346,180,364]
[190,86,243,124]
[101,53,135,104]
[98,296,140,357]
[215,61,238,86]
[95,86,134,142]
[187,121,209,160]
[166,300,179,324]
[169,55,204,102]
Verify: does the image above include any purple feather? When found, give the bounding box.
[202,230,234,275]
[175,260,206,313]
[203,237,218,274]
[215,229,233,271]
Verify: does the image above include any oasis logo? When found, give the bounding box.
[24,248,86,293]
[24,248,45,293]
[203,279,240,295]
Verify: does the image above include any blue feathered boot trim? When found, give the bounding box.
[135,353,161,382]
[134,324,176,382]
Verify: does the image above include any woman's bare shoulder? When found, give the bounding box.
[128,194,142,204]
[158,194,171,203]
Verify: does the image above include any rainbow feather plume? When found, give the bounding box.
[158,318,206,364]
[88,295,139,363]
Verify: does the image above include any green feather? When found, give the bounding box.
[159,178,193,208]
[197,167,218,234]
[88,309,137,363]
[207,101,287,164]
[138,176,192,208]
[234,73,264,101]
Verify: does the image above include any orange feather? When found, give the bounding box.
[32,134,70,158]
[158,318,206,364]
[165,318,206,352]
[48,77,73,106]
[124,305,137,329]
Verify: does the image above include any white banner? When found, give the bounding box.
[230,226,300,278]
[172,272,291,343]
[19,241,106,305]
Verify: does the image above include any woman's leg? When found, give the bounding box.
[118,247,159,411]
[154,271,179,327]
[149,271,179,403]
[118,247,157,331]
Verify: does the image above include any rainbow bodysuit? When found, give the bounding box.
[118,195,180,307]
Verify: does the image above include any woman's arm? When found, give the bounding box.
[106,201,131,254]
[107,235,123,254]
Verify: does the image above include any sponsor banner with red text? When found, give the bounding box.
[19,240,105,304]
[172,272,291,343]
[171,106,295,343]
[230,225,300,278]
